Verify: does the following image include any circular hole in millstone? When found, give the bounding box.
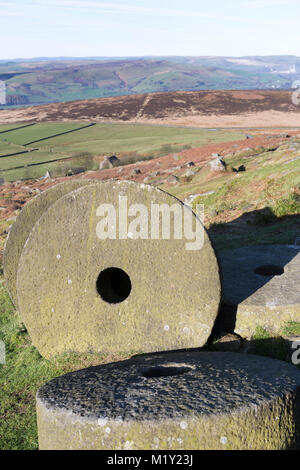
[254,265,284,276]
[96,267,132,304]
[141,365,193,378]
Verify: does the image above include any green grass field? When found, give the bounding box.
[0,283,132,449]
[0,141,24,156]
[39,124,243,154]
[0,122,245,181]
[0,122,92,146]
[0,124,35,134]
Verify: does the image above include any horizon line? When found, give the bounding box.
[1,54,300,62]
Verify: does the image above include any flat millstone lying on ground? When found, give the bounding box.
[17,181,220,358]
[36,351,300,450]
[3,179,94,306]
[219,245,300,337]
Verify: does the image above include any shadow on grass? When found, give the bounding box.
[209,207,300,251]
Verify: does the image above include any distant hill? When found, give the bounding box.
[0,56,300,107]
[0,90,299,128]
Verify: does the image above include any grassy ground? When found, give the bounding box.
[0,122,88,146]
[0,281,133,449]
[0,123,245,181]
[0,124,34,134]
[162,136,300,250]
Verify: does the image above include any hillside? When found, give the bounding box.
[1,56,300,107]
[1,129,300,254]
[0,90,300,128]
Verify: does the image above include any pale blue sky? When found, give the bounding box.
[0,0,299,59]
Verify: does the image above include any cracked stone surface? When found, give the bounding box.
[36,351,300,450]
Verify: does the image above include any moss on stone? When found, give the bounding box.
[3,180,94,306]
[17,181,221,358]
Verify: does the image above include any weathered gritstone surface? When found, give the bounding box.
[3,179,94,306]
[17,181,220,358]
[36,351,300,450]
[219,245,300,337]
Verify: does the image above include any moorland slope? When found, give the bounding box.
[0,90,299,128]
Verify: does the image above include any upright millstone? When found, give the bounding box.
[36,351,300,450]
[17,181,220,358]
[3,179,94,307]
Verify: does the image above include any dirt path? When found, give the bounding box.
[135,94,152,120]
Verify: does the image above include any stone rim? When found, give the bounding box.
[3,179,94,306]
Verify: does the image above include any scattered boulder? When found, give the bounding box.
[99,155,120,170]
[131,168,141,175]
[166,175,179,184]
[67,167,85,176]
[183,169,196,178]
[279,133,291,139]
[209,156,227,172]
